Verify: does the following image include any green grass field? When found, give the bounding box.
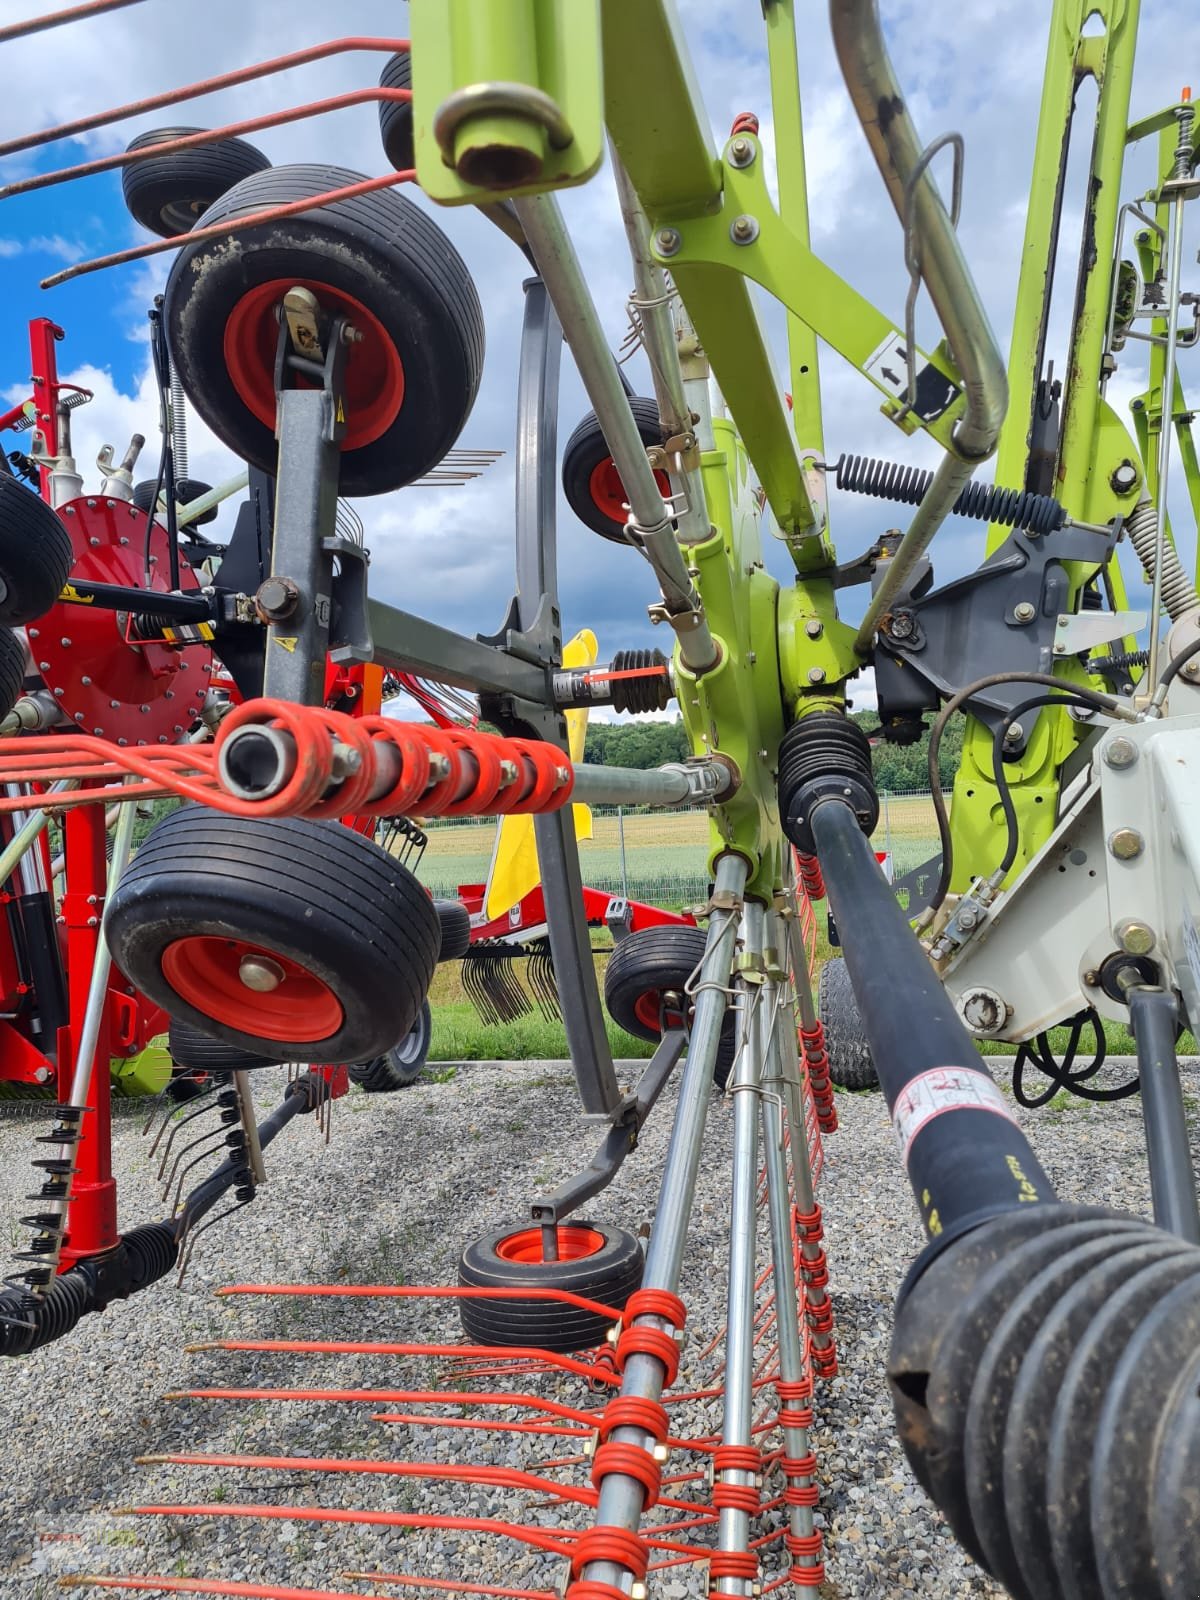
[416,796,1191,1066]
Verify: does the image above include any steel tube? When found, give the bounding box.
[1128,986,1200,1243]
[811,798,1057,1242]
[610,151,713,547]
[177,471,250,528]
[582,853,747,1586]
[853,451,978,653]
[760,911,820,1573]
[833,0,1007,653]
[830,0,1007,459]
[511,192,717,671]
[713,900,764,1592]
[0,779,73,886]
[569,760,722,809]
[64,795,137,1116]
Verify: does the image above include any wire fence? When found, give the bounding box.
[418,793,941,907]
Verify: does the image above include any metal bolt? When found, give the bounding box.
[1110,460,1139,494]
[340,322,364,345]
[1183,660,1200,679]
[52,687,62,696]
[139,704,150,714]
[1013,601,1036,623]
[746,650,757,664]
[73,712,84,723]
[758,747,768,760]
[1003,722,1024,746]
[38,661,50,671]
[80,674,91,686]
[89,536,100,548]
[498,760,518,785]
[807,666,826,684]
[28,628,38,639]
[1104,737,1138,769]
[730,213,759,245]
[805,618,824,639]
[554,766,570,786]
[728,136,755,167]
[1108,827,1144,860]
[958,907,979,930]
[655,228,682,257]
[1083,968,1101,987]
[1116,918,1156,956]
[239,953,286,992]
[59,637,71,648]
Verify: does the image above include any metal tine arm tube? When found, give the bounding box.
[0,35,408,159]
[512,192,718,673]
[581,853,746,1587]
[832,0,1008,653]
[0,780,73,886]
[610,150,713,547]
[760,910,821,1578]
[38,793,139,1282]
[712,899,765,1593]
[1127,985,1200,1243]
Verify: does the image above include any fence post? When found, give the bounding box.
[881,789,892,865]
[617,806,628,898]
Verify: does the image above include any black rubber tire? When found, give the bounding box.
[378,52,414,173]
[434,897,472,962]
[132,477,218,528]
[349,999,431,1092]
[0,626,25,721]
[458,1221,643,1353]
[107,808,440,1063]
[168,1016,274,1072]
[164,163,485,497]
[818,956,878,1089]
[121,127,271,237]
[562,396,663,542]
[604,924,738,1088]
[0,475,73,626]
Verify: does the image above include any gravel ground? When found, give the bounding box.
[0,1052,1195,1600]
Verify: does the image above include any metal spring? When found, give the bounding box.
[1088,649,1150,676]
[1122,499,1200,621]
[834,453,1066,536]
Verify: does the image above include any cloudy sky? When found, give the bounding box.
[0,0,1190,715]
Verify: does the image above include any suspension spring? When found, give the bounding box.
[1122,499,1200,621]
[834,454,1067,536]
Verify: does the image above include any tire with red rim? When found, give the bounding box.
[604,924,739,1088]
[458,1221,643,1353]
[106,808,440,1063]
[561,396,668,542]
[163,163,485,496]
[122,127,270,237]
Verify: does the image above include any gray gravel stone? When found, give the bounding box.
[0,1052,1192,1597]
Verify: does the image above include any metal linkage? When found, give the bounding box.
[511,193,718,673]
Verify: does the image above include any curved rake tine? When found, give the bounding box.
[0,0,146,46]
[0,34,408,159]
[151,1088,226,1170]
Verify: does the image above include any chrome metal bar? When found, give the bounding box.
[853,452,978,653]
[0,780,72,886]
[512,191,718,671]
[761,908,820,1577]
[177,470,250,528]
[582,853,747,1587]
[713,899,764,1594]
[610,149,713,547]
[569,759,726,809]
[833,0,1007,652]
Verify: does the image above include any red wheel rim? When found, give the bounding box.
[161,935,343,1041]
[496,1225,606,1264]
[223,277,405,451]
[633,990,686,1034]
[588,458,671,525]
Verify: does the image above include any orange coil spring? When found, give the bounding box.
[795,852,825,901]
[214,698,575,820]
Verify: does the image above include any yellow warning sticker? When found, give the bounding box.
[58,584,96,605]
[273,636,298,653]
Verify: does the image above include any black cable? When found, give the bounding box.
[990,692,1098,878]
[923,671,1127,922]
[1158,632,1200,694]
[1012,1006,1139,1106]
[147,301,180,591]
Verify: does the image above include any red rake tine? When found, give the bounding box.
[117,1503,575,1561]
[0,89,412,202]
[61,1581,391,1600]
[163,1386,606,1429]
[216,1281,627,1320]
[183,1339,618,1388]
[0,35,408,158]
[0,0,146,45]
[343,1575,557,1600]
[42,170,415,289]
